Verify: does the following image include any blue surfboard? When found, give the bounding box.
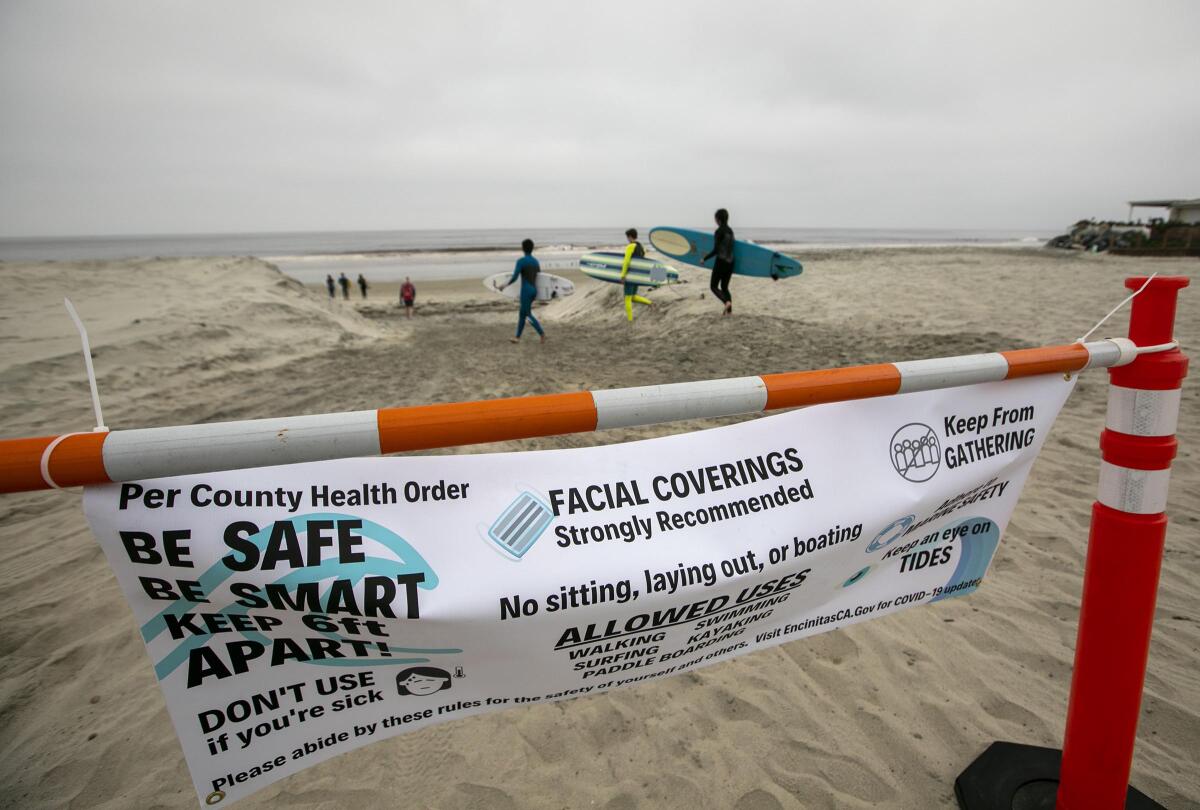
[648,226,803,280]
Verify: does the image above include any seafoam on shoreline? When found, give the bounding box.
[0,226,1054,286]
[269,240,1049,286]
[0,225,1052,259]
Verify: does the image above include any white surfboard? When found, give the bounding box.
[484,271,575,301]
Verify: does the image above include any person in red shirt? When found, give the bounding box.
[400,277,416,318]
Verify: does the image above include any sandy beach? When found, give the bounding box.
[0,247,1196,809]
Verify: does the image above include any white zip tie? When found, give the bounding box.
[64,298,108,432]
[42,299,109,491]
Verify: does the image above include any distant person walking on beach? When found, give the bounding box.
[357,273,369,299]
[619,228,653,322]
[338,273,350,300]
[500,239,546,343]
[400,277,416,318]
[703,208,735,316]
[325,274,336,299]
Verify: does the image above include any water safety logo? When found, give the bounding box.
[890,423,941,482]
[866,514,916,552]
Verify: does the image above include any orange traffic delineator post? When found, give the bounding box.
[955,275,1188,810]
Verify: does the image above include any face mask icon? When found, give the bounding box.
[484,490,553,559]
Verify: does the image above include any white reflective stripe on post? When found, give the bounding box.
[1105,386,1182,437]
[1097,461,1172,515]
[592,377,767,430]
[894,353,1007,394]
[103,411,382,481]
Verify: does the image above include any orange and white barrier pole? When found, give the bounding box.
[0,338,1148,494]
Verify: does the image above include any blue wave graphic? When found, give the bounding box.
[930,516,1000,602]
[139,513,461,680]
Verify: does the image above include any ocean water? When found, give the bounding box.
[0,227,1052,283]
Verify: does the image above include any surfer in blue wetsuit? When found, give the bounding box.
[619,228,653,322]
[500,238,546,343]
[703,208,734,316]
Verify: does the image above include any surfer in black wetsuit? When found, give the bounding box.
[703,208,734,316]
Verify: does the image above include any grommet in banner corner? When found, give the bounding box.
[843,566,871,588]
[1063,372,1072,381]
[205,790,226,805]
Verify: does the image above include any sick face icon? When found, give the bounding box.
[396,667,453,697]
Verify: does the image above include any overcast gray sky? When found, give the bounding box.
[2,0,1197,236]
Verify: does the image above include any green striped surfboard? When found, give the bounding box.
[579,251,680,287]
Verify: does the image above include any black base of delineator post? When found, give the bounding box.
[954,742,1164,810]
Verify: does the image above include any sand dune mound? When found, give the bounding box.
[0,257,381,436]
[547,275,708,325]
[546,278,623,321]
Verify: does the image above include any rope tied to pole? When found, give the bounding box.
[1073,272,1183,348]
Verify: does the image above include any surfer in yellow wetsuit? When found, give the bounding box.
[619,228,653,322]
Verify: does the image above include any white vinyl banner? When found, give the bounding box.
[83,376,1074,807]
